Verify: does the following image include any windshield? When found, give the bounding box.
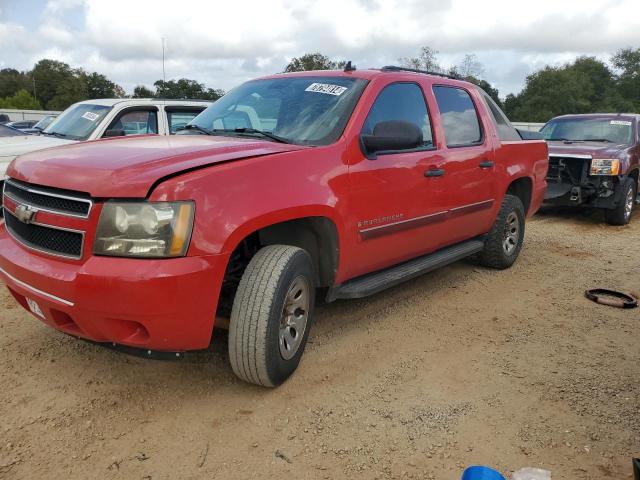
[43,103,112,140]
[183,76,368,145]
[541,117,633,144]
[33,115,56,130]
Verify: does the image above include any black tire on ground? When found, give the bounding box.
[478,194,526,270]
[229,245,315,387]
[604,178,636,226]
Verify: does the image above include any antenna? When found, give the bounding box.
[161,37,166,83]
[343,61,356,72]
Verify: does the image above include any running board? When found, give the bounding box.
[327,239,485,301]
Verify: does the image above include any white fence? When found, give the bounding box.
[512,122,545,132]
[0,109,62,122]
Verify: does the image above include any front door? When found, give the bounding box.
[344,81,452,279]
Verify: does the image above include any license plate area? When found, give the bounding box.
[26,297,45,318]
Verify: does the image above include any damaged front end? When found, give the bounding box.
[544,154,619,207]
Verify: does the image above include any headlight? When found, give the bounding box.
[590,159,620,176]
[94,201,194,258]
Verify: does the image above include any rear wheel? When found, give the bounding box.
[228,245,315,387]
[478,194,525,269]
[605,178,636,226]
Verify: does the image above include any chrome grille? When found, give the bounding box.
[4,211,83,258]
[3,179,92,218]
[2,178,89,259]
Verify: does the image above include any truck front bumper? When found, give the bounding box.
[544,176,621,209]
[0,224,228,351]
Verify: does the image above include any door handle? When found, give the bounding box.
[479,160,494,168]
[424,168,445,177]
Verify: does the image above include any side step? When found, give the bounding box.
[327,239,485,301]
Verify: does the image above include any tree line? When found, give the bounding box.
[0,59,224,111]
[2,49,639,122]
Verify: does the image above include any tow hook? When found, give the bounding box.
[570,187,581,202]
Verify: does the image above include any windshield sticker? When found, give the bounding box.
[610,120,631,126]
[81,111,100,122]
[305,83,348,96]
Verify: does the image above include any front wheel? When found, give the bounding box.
[229,245,315,387]
[605,178,636,226]
[478,194,526,269]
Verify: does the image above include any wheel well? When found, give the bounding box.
[256,217,339,287]
[218,217,339,315]
[506,177,532,214]
[629,168,639,183]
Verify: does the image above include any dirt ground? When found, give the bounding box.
[0,207,638,480]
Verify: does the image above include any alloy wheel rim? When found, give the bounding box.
[624,188,634,220]
[502,211,520,255]
[279,276,310,360]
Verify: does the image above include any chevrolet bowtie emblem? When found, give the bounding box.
[14,204,38,224]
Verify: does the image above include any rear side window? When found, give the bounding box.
[433,86,482,147]
[481,92,521,141]
[167,109,203,134]
[363,83,433,147]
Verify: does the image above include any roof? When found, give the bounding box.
[257,68,477,89]
[553,113,640,120]
[74,98,212,107]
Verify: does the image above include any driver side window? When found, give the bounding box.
[362,83,433,147]
[104,109,158,137]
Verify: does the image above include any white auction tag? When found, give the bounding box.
[305,83,348,96]
[82,111,100,121]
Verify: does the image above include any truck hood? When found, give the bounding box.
[8,134,308,198]
[547,141,627,158]
[0,134,75,174]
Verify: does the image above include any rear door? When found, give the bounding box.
[431,85,498,242]
[345,81,451,278]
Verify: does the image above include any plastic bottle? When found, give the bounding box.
[512,467,551,480]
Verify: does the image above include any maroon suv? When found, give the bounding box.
[541,113,640,224]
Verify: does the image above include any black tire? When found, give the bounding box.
[478,194,526,270]
[229,245,315,387]
[605,178,636,226]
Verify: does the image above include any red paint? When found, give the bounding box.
[0,69,548,351]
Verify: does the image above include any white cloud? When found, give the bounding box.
[1,0,639,96]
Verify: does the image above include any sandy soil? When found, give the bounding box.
[0,207,638,480]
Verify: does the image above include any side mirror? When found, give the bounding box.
[361,120,423,155]
[103,129,126,138]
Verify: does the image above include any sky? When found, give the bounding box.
[0,0,639,98]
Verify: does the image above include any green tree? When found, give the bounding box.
[284,53,344,72]
[132,85,155,98]
[48,74,87,111]
[0,89,42,109]
[80,71,125,99]
[0,68,31,99]
[31,59,78,109]
[153,78,223,100]
[505,56,634,122]
[612,47,640,110]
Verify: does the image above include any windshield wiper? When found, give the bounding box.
[574,138,613,143]
[212,128,291,144]
[42,131,68,138]
[177,124,215,135]
[547,137,578,142]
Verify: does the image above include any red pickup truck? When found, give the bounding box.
[0,67,548,386]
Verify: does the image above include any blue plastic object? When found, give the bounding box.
[461,466,505,480]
